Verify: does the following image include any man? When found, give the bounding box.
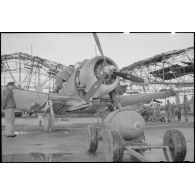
[2,82,16,137]
[53,65,74,93]
[155,104,161,119]
[176,105,182,121]
[183,103,191,122]
[165,100,172,122]
[170,102,176,122]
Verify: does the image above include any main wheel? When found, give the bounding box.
[110,131,125,162]
[163,129,187,162]
[88,125,98,153]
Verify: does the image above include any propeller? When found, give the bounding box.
[113,71,144,83]
[84,33,144,101]
[84,33,110,101]
[93,33,108,66]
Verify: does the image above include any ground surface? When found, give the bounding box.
[1,116,194,162]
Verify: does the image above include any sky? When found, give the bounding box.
[1,33,194,69]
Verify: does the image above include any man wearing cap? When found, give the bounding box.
[2,82,16,137]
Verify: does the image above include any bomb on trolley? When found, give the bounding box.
[87,107,187,162]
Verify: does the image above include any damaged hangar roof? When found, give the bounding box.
[121,46,194,80]
[122,46,194,71]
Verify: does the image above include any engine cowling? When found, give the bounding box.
[59,56,120,99]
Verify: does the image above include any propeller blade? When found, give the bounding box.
[93,33,105,57]
[113,72,144,83]
[93,33,107,66]
[84,33,111,101]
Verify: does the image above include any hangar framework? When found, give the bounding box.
[121,46,194,95]
[1,52,65,92]
[1,47,194,96]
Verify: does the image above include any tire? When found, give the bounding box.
[110,131,125,162]
[163,129,187,162]
[88,125,98,153]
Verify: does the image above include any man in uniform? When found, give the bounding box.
[2,82,16,137]
[183,103,191,122]
[176,105,182,121]
[155,104,161,119]
[170,102,176,122]
[165,100,172,123]
[53,65,74,93]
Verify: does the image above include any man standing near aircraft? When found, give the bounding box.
[165,100,172,123]
[2,82,16,137]
[53,65,74,93]
[155,104,161,118]
[176,105,182,121]
[183,103,191,122]
[170,102,176,122]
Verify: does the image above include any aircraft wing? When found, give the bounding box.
[1,86,177,115]
[119,88,176,107]
[1,87,85,113]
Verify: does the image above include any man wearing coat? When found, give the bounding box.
[170,103,176,122]
[165,100,172,123]
[183,103,191,122]
[2,82,16,137]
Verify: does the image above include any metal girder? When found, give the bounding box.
[1,52,65,92]
[122,46,194,93]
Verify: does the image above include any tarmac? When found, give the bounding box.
[1,116,194,162]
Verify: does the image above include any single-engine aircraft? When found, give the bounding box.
[3,33,187,162]
[1,33,176,129]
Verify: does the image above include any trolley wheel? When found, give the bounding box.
[163,129,187,162]
[110,131,125,162]
[88,125,98,153]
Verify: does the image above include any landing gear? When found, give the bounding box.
[88,126,125,162]
[88,125,98,153]
[163,129,187,162]
[43,113,50,131]
[109,130,124,162]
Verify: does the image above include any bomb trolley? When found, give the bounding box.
[88,107,187,162]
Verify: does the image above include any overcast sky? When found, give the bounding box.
[1,33,193,69]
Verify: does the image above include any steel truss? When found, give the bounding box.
[121,47,194,95]
[1,52,65,92]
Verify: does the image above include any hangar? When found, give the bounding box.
[1,33,194,162]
